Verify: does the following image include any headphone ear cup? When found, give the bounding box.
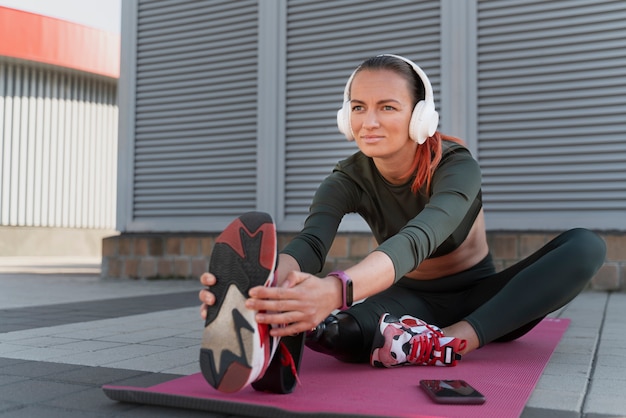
[409,100,439,144]
[337,102,354,141]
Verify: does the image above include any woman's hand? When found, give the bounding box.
[246,270,342,337]
[198,272,217,320]
[198,262,343,336]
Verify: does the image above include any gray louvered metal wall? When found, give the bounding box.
[120,0,624,233]
[0,59,118,229]
[283,0,441,224]
[477,0,626,229]
[132,0,259,220]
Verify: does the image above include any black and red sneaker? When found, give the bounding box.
[200,212,280,393]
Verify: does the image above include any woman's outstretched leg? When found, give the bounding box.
[462,228,606,347]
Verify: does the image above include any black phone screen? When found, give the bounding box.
[419,379,486,404]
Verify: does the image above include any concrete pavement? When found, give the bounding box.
[0,257,625,417]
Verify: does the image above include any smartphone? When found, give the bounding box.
[419,379,486,404]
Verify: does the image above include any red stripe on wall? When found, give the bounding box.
[0,6,120,78]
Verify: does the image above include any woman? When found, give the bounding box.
[199,54,606,382]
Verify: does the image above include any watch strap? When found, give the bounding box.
[328,270,353,310]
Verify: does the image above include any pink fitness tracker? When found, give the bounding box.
[328,271,353,310]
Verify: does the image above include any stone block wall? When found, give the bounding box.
[101,231,626,291]
[101,234,215,280]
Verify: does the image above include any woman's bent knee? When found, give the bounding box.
[564,228,606,270]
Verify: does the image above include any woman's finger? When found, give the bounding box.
[198,288,215,306]
[199,272,216,286]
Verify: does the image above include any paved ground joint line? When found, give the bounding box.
[579,292,610,416]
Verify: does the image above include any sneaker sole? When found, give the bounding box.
[200,211,277,393]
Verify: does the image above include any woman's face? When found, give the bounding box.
[349,69,415,160]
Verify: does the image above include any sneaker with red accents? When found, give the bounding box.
[370,313,466,368]
[251,332,304,394]
[200,212,280,393]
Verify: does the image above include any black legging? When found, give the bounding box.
[324,228,606,362]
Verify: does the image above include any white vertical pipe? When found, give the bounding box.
[48,71,59,227]
[3,65,14,226]
[75,76,85,228]
[26,68,37,226]
[11,66,27,226]
[108,84,116,227]
[33,68,45,226]
[0,63,4,220]
[93,82,102,228]
[62,73,72,228]
[41,70,52,227]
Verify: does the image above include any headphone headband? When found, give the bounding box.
[341,54,434,106]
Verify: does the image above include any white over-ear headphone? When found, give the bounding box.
[336,54,439,144]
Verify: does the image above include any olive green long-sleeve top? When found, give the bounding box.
[281,140,483,282]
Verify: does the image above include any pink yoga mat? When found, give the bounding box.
[104,318,569,418]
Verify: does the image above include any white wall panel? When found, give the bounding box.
[0,60,118,229]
